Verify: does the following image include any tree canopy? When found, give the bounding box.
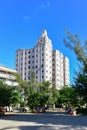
[64,30,87,104]
[0,81,21,107]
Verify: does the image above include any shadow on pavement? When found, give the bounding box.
[0,112,87,130]
[1,125,87,130]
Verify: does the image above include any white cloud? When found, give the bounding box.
[47,2,50,7]
[23,2,50,21]
[40,2,50,9]
[24,16,29,20]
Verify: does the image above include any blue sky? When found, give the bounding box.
[0,0,87,83]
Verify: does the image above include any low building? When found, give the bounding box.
[0,65,18,86]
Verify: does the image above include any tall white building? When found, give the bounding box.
[52,50,69,89]
[16,30,70,89]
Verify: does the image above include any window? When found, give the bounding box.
[28,77,30,80]
[36,48,38,52]
[28,61,30,64]
[28,66,30,69]
[32,66,34,69]
[32,56,34,58]
[41,64,43,67]
[40,39,42,42]
[16,54,18,57]
[52,68,55,71]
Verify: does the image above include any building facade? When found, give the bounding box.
[16,30,70,89]
[52,50,69,89]
[0,65,18,86]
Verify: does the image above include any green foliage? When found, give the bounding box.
[77,108,87,115]
[27,91,49,110]
[10,90,21,106]
[14,72,29,102]
[59,87,79,107]
[50,84,59,105]
[14,71,65,110]
[27,81,51,110]
[0,81,21,107]
[64,29,87,105]
[64,30,87,63]
[14,72,27,89]
[27,81,61,110]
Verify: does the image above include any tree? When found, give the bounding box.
[64,30,87,63]
[14,72,28,90]
[14,72,29,104]
[48,84,59,108]
[64,30,87,104]
[27,91,49,110]
[27,81,51,110]
[0,81,12,106]
[0,81,21,107]
[59,87,79,107]
[10,89,21,107]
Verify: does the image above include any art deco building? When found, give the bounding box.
[16,30,70,89]
[52,50,69,89]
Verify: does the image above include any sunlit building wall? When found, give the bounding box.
[0,65,18,86]
[16,30,70,89]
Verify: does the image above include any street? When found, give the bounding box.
[0,112,87,130]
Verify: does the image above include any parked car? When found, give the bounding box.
[0,107,5,116]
